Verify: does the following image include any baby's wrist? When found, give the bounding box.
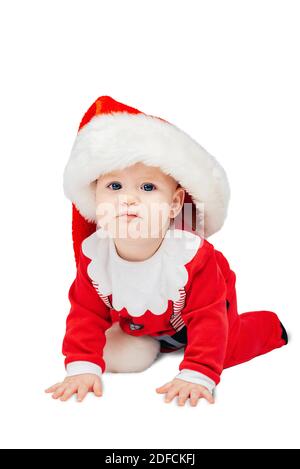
[175,369,216,393]
[66,361,102,377]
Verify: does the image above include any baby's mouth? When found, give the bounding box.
[117,212,140,218]
[118,214,140,221]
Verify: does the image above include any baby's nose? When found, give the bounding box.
[121,194,139,205]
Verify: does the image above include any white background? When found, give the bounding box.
[0,0,299,449]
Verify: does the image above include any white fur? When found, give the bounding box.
[63,112,230,237]
[103,322,161,372]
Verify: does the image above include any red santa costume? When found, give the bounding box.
[61,96,288,394]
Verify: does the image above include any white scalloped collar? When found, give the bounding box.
[81,227,201,317]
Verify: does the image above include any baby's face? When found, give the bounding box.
[95,162,185,239]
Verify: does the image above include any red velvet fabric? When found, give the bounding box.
[62,236,287,384]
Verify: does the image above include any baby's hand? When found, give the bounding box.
[156,378,214,406]
[44,374,103,402]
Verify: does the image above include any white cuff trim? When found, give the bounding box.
[66,361,102,377]
[175,368,216,393]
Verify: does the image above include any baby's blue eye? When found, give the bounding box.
[107,182,122,190]
[142,183,156,191]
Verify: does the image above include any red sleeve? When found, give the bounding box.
[179,242,229,385]
[61,246,112,373]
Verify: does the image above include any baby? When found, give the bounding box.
[45,96,288,406]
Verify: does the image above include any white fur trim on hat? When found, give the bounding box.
[63,112,230,237]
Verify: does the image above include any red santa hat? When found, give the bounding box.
[63,96,230,266]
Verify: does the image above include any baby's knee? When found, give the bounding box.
[103,322,161,372]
